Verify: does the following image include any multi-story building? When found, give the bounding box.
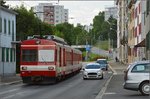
[105,6,118,21]
[127,0,136,63]
[33,3,68,25]
[134,0,147,61]
[0,6,17,76]
[116,0,148,63]
[145,0,150,60]
[116,0,128,64]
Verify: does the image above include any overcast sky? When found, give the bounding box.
[6,0,115,26]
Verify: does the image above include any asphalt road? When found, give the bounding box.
[0,71,112,99]
[102,74,150,99]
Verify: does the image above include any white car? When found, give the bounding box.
[82,63,103,80]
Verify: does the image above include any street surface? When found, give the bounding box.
[0,61,149,99]
[101,61,150,99]
[0,71,112,99]
[102,74,149,99]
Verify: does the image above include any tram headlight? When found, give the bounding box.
[21,66,27,70]
[36,40,41,44]
[48,66,54,70]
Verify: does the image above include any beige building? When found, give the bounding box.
[116,0,128,64]
[127,0,136,63]
[145,0,150,60]
[116,0,149,64]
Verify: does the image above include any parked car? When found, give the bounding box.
[82,63,103,80]
[96,59,108,70]
[123,61,150,95]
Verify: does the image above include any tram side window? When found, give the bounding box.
[22,50,38,62]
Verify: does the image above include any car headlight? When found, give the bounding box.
[97,71,102,74]
[83,71,88,74]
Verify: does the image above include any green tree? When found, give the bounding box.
[13,5,53,40]
[0,0,9,8]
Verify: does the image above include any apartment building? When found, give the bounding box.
[127,0,135,63]
[134,0,147,61]
[33,3,68,25]
[116,0,128,64]
[145,0,150,60]
[0,6,17,76]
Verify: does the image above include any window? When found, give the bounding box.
[12,21,14,41]
[8,20,11,35]
[139,23,141,34]
[6,48,9,62]
[13,49,15,62]
[2,47,5,62]
[22,49,38,62]
[10,48,13,62]
[4,19,6,34]
[0,17,2,33]
[131,64,150,73]
[134,27,137,37]
[38,50,54,62]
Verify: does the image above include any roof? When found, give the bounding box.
[130,60,150,65]
[87,63,100,65]
[0,6,18,15]
[97,59,106,61]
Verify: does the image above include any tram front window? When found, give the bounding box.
[38,50,55,62]
[22,49,38,62]
[22,49,55,62]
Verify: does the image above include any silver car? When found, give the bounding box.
[82,63,103,80]
[123,61,150,95]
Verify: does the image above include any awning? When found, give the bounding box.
[134,39,145,47]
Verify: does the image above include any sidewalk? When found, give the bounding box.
[0,74,22,85]
[108,60,128,74]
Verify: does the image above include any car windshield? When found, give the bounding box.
[97,60,107,64]
[85,64,101,69]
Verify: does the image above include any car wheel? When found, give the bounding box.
[139,81,150,95]
[83,77,87,80]
[99,74,103,79]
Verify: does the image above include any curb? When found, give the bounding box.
[0,80,22,86]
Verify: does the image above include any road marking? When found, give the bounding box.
[108,64,117,75]
[104,92,116,95]
[0,80,22,86]
[95,74,113,99]
[1,91,26,99]
[0,88,19,95]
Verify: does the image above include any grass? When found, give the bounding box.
[82,51,108,62]
[95,40,109,50]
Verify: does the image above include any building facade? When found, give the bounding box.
[33,3,68,25]
[116,0,150,63]
[0,6,17,76]
[116,0,128,64]
[145,0,150,60]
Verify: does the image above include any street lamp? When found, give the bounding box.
[106,20,111,51]
[99,35,103,55]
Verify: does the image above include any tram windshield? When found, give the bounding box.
[22,49,55,62]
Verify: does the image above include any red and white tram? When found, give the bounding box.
[20,35,82,84]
